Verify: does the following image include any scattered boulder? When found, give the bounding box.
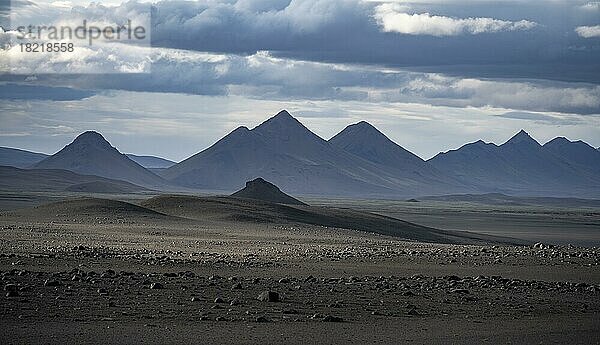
[44,280,61,287]
[255,316,269,323]
[149,282,163,290]
[322,315,343,322]
[257,291,279,302]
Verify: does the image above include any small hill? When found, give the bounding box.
[33,131,167,188]
[142,195,520,245]
[231,178,306,205]
[0,147,48,168]
[3,198,175,224]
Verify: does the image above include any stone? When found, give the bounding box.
[322,315,343,322]
[257,291,279,302]
[44,280,61,287]
[150,282,163,290]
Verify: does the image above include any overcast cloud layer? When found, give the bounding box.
[0,0,599,158]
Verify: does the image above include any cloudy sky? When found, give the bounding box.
[1,0,599,161]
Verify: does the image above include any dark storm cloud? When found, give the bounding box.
[1,0,599,115]
[149,0,600,83]
[0,83,96,101]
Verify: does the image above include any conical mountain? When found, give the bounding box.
[429,130,600,197]
[329,121,472,194]
[503,129,541,147]
[329,121,425,169]
[231,177,306,205]
[33,131,167,188]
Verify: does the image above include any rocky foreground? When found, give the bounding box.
[1,233,599,344]
[0,194,599,344]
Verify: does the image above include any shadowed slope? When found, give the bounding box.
[142,195,522,245]
[3,198,176,224]
[0,166,147,193]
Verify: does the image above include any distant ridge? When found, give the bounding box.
[33,131,167,188]
[231,178,306,205]
[126,154,176,169]
[0,147,48,168]
[0,166,147,193]
[428,130,600,198]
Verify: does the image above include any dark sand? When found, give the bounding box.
[0,196,599,344]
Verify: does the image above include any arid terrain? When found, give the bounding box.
[1,194,599,344]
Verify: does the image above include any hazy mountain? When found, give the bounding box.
[0,166,147,193]
[231,178,306,205]
[429,130,600,198]
[163,110,406,196]
[33,131,167,188]
[126,154,176,169]
[0,147,48,168]
[329,121,425,168]
[329,121,471,194]
[543,137,600,175]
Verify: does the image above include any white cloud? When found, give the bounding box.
[580,2,600,11]
[6,46,599,115]
[575,25,600,38]
[374,3,537,36]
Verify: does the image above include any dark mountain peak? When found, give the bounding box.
[72,131,112,149]
[252,110,324,144]
[275,109,293,119]
[354,120,375,128]
[245,177,270,188]
[347,121,384,136]
[254,110,304,131]
[231,126,251,135]
[231,177,306,205]
[503,129,540,147]
[458,139,495,150]
[331,121,390,144]
[545,137,571,147]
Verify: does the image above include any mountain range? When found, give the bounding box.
[1,110,599,198]
[428,130,600,197]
